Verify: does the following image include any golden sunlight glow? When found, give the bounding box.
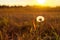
[0,0,60,7]
[37,0,46,5]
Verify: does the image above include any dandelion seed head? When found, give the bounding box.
[36,16,45,22]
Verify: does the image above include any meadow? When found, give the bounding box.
[0,6,60,40]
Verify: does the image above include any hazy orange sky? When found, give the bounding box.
[0,0,60,7]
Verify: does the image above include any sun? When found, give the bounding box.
[37,0,46,5]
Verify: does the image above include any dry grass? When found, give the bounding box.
[0,7,60,40]
[0,16,59,40]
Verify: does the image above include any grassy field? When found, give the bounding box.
[0,7,60,40]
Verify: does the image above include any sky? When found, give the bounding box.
[0,0,60,7]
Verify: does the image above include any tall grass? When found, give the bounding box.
[0,16,59,40]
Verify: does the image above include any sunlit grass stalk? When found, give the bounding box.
[33,21,36,30]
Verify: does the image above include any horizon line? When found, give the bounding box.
[0,5,60,7]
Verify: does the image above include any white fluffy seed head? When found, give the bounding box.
[36,16,45,22]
